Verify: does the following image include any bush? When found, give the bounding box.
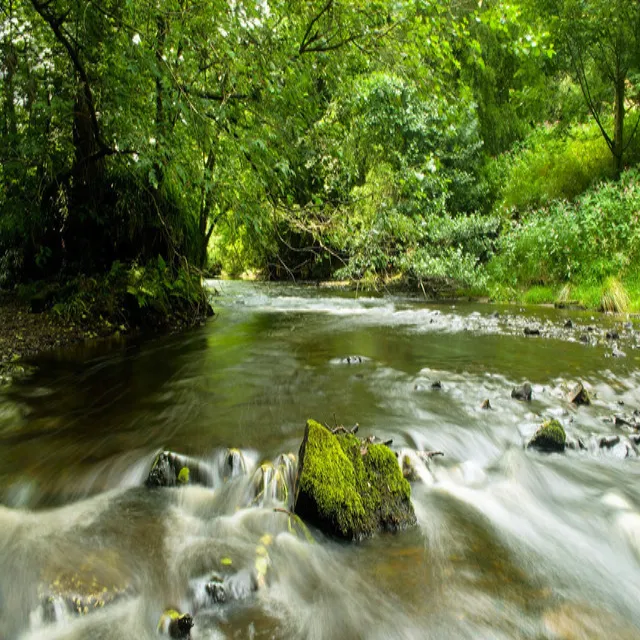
[489,168,640,290]
[494,121,614,214]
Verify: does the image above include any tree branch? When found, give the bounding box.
[30,0,111,154]
[299,0,333,54]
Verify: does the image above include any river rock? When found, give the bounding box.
[527,419,566,452]
[599,435,621,449]
[511,382,532,402]
[612,343,626,358]
[157,609,193,638]
[524,327,540,336]
[294,419,416,540]
[222,448,247,480]
[146,451,214,488]
[567,382,590,406]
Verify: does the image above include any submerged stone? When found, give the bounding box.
[37,552,132,623]
[527,419,566,452]
[146,451,214,488]
[294,419,416,540]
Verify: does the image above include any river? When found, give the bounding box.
[1,281,640,639]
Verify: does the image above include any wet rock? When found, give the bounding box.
[527,419,566,452]
[599,435,621,449]
[567,382,590,406]
[579,334,589,344]
[481,399,491,410]
[294,419,416,540]
[430,380,443,390]
[157,609,193,638]
[611,414,639,429]
[606,330,620,340]
[204,574,227,603]
[341,355,365,364]
[399,453,419,482]
[564,319,573,329]
[612,344,626,358]
[524,327,541,336]
[511,382,532,402]
[249,460,291,507]
[566,436,587,451]
[222,448,247,480]
[146,451,214,488]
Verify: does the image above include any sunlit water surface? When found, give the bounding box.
[2,281,640,639]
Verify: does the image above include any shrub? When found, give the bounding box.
[489,168,640,288]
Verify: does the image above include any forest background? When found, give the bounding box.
[2,0,640,326]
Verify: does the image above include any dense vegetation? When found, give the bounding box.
[2,0,640,318]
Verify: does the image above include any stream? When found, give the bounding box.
[2,281,640,639]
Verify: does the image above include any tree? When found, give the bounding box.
[550,0,640,177]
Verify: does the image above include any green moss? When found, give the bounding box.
[295,420,414,539]
[177,467,190,484]
[296,420,366,537]
[527,419,566,452]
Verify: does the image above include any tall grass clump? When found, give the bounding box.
[599,277,630,313]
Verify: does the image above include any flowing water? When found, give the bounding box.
[2,281,640,639]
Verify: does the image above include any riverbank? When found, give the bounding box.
[0,288,212,385]
[0,295,112,379]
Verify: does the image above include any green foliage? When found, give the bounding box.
[489,168,640,289]
[494,122,615,213]
[40,258,208,328]
[522,285,557,305]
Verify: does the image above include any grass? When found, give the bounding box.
[489,277,640,313]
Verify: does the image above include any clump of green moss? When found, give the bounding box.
[294,420,415,540]
[527,419,566,452]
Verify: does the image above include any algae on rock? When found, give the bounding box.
[294,419,416,540]
[527,419,566,452]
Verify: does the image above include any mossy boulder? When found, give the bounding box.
[527,419,566,452]
[294,419,416,540]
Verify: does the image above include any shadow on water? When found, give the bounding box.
[1,281,640,638]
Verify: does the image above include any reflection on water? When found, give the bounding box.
[1,281,640,638]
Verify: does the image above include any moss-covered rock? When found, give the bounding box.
[294,419,416,540]
[527,419,566,452]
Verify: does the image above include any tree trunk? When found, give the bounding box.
[1,42,18,139]
[613,72,625,179]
